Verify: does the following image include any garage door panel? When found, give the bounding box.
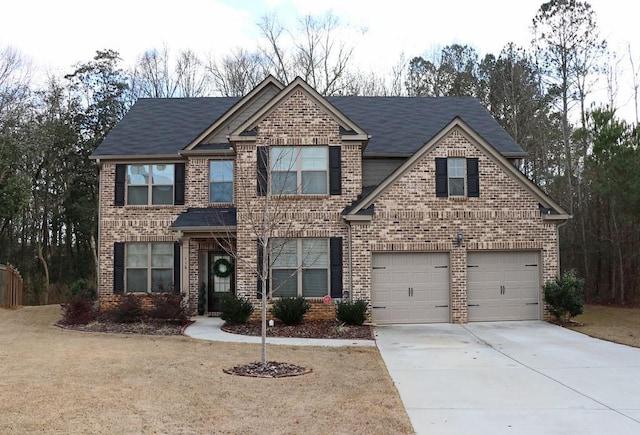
[372,253,450,324]
[467,251,540,322]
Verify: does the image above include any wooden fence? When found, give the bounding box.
[0,264,23,308]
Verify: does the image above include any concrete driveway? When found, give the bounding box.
[375,321,640,435]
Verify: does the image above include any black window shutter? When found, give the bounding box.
[173,242,181,294]
[257,146,268,196]
[115,164,126,206]
[467,158,480,197]
[174,163,185,205]
[114,242,125,294]
[435,158,448,197]
[329,146,342,195]
[330,237,343,298]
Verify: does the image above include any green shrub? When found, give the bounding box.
[149,293,189,325]
[69,279,96,299]
[61,295,97,325]
[336,299,368,325]
[270,297,310,325]
[543,270,585,322]
[108,294,146,323]
[220,293,254,324]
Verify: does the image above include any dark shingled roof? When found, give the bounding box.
[170,207,237,230]
[327,96,524,157]
[92,95,525,158]
[93,97,239,157]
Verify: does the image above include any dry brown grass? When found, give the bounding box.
[0,305,413,435]
[566,304,640,348]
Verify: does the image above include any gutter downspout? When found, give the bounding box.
[347,220,353,301]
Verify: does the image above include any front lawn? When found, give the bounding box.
[0,305,412,434]
[566,304,640,348]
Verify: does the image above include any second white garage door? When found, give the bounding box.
[467,251,541,322]
[371,252,450,324]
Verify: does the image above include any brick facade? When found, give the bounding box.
[95,84,563,324]
[348,128,559,323]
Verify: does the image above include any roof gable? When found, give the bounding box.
[229,77,368,141]
[344,117,568,220]
[184,76,285,151]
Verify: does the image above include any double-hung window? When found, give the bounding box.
[271,146,328,194]
[435,157,480,198]
[126,164,175,205]
[271,238,329,297]
[210,160,234,203]
[125,243,174,293]
[447,158,466,196]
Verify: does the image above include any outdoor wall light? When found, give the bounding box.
[455,231,464,247]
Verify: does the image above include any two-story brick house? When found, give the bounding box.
[91,76,568,324]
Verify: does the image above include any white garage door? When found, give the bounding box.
[371,252,450,324]
[467,251,541,322]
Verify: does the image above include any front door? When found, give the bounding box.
[208,252,235,312]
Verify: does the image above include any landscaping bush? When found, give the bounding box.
[108,294,146,323]
[543,270,585,322]
[61,294,97,325]
[149,293,189,325]
[220,293,254,324]
[270,297,310,325]
[69,279,96,299]
[336,299,368,325]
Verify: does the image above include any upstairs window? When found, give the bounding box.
[435,157,479,198]
[126,164,175,205]
[115,163,183,206]
[210,160,234,203]
[271,146,328,195]
[447,158,466,196]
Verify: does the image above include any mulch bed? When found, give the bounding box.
[221,319,374,340]
[57,319,187,335]
[223,361,312,378]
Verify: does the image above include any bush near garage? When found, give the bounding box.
[335,299,368,325]
[543,270,585,322]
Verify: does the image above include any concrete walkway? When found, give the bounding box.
[184,316,375,347]
[375,321,640,435]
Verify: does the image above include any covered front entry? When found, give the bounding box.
[467,251,541,321]
[371,252,450,324]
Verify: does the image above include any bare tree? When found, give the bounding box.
[628,44,640,125]
[132,47,211,98]
[210,147,325,366]
[206,48,267,97]
[175,49,211,97]
[258,12,356,95]
[131,45,177,98]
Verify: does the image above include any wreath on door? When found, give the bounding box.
[213,258,233,278]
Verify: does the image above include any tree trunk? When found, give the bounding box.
[37,243,50,305]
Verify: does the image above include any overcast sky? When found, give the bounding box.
[2,0,638,118]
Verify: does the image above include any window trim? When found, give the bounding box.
[270,238,330,298]
[125,163,176,206]
[447,158,466,197]
[270,146,329,195]
[125,242,174,293]
[209,159,234,203]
